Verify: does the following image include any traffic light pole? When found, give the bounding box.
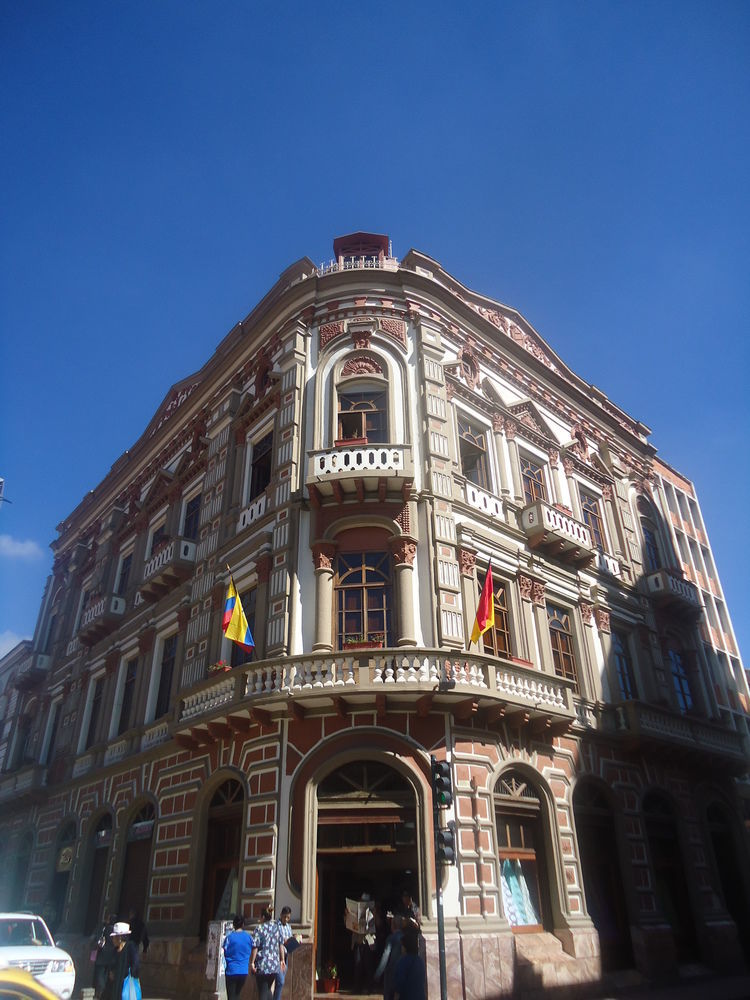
[432,757,448,1000]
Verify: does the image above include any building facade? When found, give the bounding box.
[1,232,749,998]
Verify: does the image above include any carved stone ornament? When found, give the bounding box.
[319,321,346,349]
[517,572,533,602]
[562,455,575,477]
[459,548,477,577]
[571,423,589,459]
[579,600,594,625]
[594,607,611,633]
[601,483,613,502]
[458,347,480,390]
[341,355,384,378]
[548,448,560,466]
[504,418,518,441]
[391,538,417,566]
[445,381,455,400]
[531,580,546,606]
[380,317,407,347]
[312,543,336,571]
[351,328,372,350]
[492,412,504,433]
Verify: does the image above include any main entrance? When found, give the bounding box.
[315,760,420,994]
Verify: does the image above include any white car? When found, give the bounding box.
[0,914,75,1000]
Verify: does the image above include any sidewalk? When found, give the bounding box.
[600,970,750,1000]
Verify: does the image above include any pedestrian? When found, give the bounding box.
[274,906,294,999]
[127,909,150,954]
[223,914,253,1000]
[350,893,376,994]
[374,914,404,1000]
[393,928,425,1000]
[101,921,140,1000]
[92,912,117,999]
[249,907,285,1000]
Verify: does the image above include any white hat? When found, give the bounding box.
[111,922,131,937]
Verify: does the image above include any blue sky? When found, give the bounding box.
[1,2,748,662]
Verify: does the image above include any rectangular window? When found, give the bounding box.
[182,494,202,541]
[42,701,62,765]
[85,677,105,750]
[482,578,512,658]
[642,526,661,572]
[118,658,138,735]
[668,648,693,713]
[520,456,548,506]
[42,613,57,655]
[457,415,490,489]
[248,431,273,501]
[338,390,388,444]
[116,553,132,596]
[230,590,257,666]
[580,490,606,551]
[612,631,637,700]
[149,522,168,558]
[546,603,578,691]
[155,635,178,719]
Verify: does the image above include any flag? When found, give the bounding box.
[470,564,495,645]
[223,576,255,651]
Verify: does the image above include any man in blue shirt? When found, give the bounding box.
[393,928,425,1000]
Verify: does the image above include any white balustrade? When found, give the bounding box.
[181,676,235,721]
[311,445,408,479]
[103,739,128,765]
[464,483,504,521]
[141,720,169,750]
[237,493,268,533]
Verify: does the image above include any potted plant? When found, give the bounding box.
[343,633,384,650]
[318,960,339,993]
[207,659,231,675]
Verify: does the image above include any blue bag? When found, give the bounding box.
[122,970,142,1000]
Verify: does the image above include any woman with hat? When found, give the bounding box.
[102,921,140,1000]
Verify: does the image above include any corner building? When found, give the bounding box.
[1,233,749,998]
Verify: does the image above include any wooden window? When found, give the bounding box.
[148,522,168,558]
[338,389,387,444]
[182,494,202,541]
[482,577,512,658]
[612,630,637,700]
[155,634,178,719]
[116,553,132,596]
[580,490,606,551]
[457,415,490,489]
[547,604,578,690]
[335,551,392,648]
[248,431,273,501]
[668,647,693,713]
[520,456,547,506]
[118,658,138,735]
[85,677,105,751]
[642,525,661,572]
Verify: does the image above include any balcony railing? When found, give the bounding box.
[13,652,50,690]
[645,569,702,615]
[237,492,270,533]
[595,551,622,579]
[140,537,197,601]
[314,255,400,276]
[462,482,505,520]
[602,699,748,769]
[306,444,414,501]
[0,763,46,804]
[520,501,594,566]
[78,594,126,644]
[176,648,577,740]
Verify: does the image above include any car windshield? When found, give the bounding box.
[0,918,54,947]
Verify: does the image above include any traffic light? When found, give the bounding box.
[431,756,453,808]
[437,820,456,865]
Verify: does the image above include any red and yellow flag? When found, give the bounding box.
[470,564,495,645]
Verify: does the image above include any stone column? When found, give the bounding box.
[549,448,568,508]
[255,551,273,657]
[504,419,524,504]
[390,537,417,646]
[516,572,543,668]
[459,547,478,647]
[312,543,336,652]
[491,413,510,496]
[601,484,626,558]
[562,454,582,520]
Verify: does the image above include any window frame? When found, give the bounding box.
[667,646,694,713]
[611,629,638,701]
[243,425,274,505]
[146,513,169,560]
[115,548,134,598]
[520,453,549,507]
[78,671,106,754]
[457,413,491,490]
[336,383,389,445]
[181,490,202,542]
[546,603,579,692]
[480,573,513,659]
[145,631,179,723]
[334,550,393,649]
[579,488,607,552]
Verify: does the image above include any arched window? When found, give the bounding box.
[520,455,548,506]
[199,779,245,939]
[118,803,155,922]
[494,771,549,931]
[457,415,490,489]
[335,355,389,446]
[335,550,392,649]
[546,604,579,691]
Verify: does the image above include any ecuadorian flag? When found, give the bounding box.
[223,577,255,651]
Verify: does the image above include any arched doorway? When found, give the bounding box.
[706,801,750,962]
[118,803,155,923]
[48,821,77,931]
[199,778,245,939]
[84,814,113,934]
[315,760,419,992]
[494,770,551,931]
[574,782,633,970]
[643,792,697,960]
